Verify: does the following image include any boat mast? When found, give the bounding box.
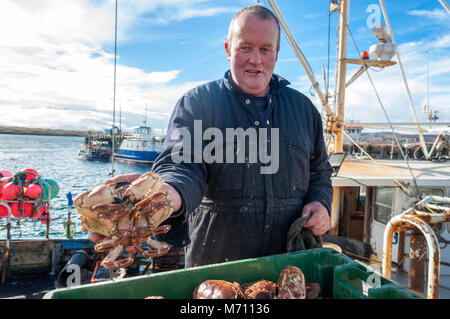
[328,0,350,236]
[333,0,349,154]
[110,0,118,177]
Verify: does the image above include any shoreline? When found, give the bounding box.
[0,126,86,137]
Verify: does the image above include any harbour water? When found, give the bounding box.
[0,134,153,240]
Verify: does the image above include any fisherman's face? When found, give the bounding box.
[225,14,279,97]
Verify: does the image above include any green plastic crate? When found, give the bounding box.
[333,264,422,299]
[43,248,420,299]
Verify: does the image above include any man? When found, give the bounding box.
[92,5,332,268]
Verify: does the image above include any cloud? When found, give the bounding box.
[407,8,449,23]
[0,0,229,131]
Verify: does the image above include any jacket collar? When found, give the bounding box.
[223,70,290,98]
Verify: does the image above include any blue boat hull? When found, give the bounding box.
[114,149,159,164]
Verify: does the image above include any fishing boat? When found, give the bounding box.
[78,128,121,162]
[78,141,112,162]
[113,123,165,165]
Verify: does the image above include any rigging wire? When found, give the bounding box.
[338,8,421,198]
[326,0,332,104]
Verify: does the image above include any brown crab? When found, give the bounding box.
[74,172,174,269]
[276,265,307,299]
[241,280,277,299]
[193,280,246,299]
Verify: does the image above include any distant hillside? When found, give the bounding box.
[354,132,438,144]
[0,126,86,137]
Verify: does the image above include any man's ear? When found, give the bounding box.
[224,41,231,61]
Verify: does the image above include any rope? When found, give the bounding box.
[338,8,421,198]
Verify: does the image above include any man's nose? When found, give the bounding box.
[248,49,262,64]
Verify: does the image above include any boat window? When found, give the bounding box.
[374,187,394,224]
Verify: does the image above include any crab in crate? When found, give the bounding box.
[74,172,174,269]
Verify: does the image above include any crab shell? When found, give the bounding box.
[241,280,277,299]
[276,265,306,299]
[193,280,245,299]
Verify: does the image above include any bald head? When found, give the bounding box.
[227,5,280,52]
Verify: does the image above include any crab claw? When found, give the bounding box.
[101,245,135,269]
[94,236,120,252]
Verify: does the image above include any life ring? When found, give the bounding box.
[142,141,147,147]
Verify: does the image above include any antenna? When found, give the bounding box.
[144,105,148,126]
[427,51,430,113]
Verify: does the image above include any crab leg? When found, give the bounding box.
[91,202,133,220]
[94,236,120,252]
[101,244,135,269]
[135,237,172,258]
[132,191,174,224]
[133,224,172,239]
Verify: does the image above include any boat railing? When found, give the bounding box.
[382,195,450,299]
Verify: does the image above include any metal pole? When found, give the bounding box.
[409,231,426,294]
[382,214,440,299]
[329,0,350,235]
[379,0,429,158]
[110,0,118,177]
[438,0,450,13]
[334,0,349,154]
[1,203,11,283]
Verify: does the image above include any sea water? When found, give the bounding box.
[0,134,152,239]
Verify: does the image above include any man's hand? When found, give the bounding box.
[301,201,330,236]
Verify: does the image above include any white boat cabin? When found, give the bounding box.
[331,157,450,297]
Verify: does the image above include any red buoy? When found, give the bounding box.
[25,184,42,199]
[37,206,51,224]
[21,168,39,182]
[0,204,9,217]
[0,170,13,178]
[10,202,34,218]
[2,183,21,200]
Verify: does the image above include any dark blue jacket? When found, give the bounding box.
[153,71,333,267]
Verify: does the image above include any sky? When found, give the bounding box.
[0,0,449,133]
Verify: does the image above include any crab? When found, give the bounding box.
[74,172,174,269]
[241,280,277,299]
[193,280,245,299]
[275,265,306,299]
